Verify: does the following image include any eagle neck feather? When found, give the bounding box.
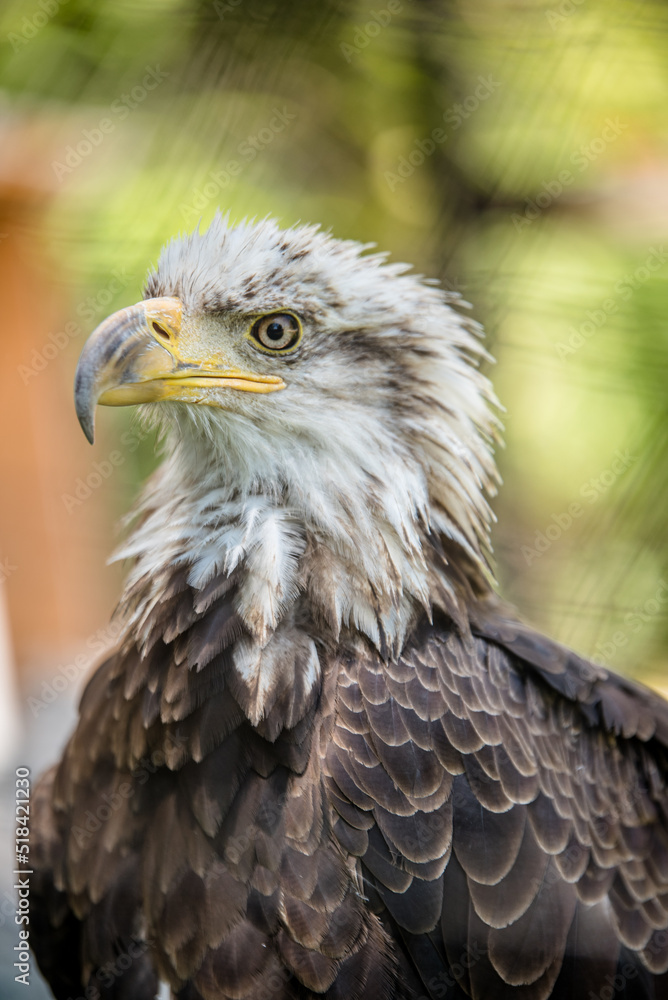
[111,413,488,732]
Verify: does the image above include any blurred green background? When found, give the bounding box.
[1,0,668,693]
[2,4,668,993]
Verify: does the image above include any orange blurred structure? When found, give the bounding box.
[0,118,117,696]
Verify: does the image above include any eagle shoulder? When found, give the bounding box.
[324,609,668,999]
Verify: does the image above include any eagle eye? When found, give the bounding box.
[249,312,302,354]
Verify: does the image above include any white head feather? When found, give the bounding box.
[113,215,501,713]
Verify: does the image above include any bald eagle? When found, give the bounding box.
[31,217,668,1000]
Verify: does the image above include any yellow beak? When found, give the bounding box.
[73,297,285,443]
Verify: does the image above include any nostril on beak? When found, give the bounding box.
[152,322,171,341]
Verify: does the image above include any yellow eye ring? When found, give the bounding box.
[247,312,303,355]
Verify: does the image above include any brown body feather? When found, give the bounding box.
[30,563,668,999]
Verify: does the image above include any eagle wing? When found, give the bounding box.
[30,568,668,1000]
[324,605,668,1000]
[29,569,398,1000]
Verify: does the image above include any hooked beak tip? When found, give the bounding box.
[80,415,95,445]
[74,368,96,444]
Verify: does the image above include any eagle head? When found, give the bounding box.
[74,215,500,683]
[33,216,668,1000]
